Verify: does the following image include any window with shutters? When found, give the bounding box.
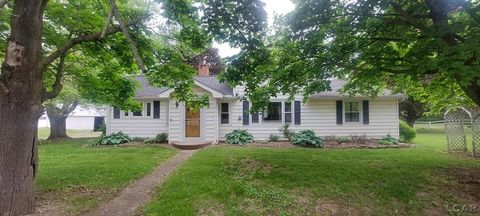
[344,101,361,123]
[263,102,282,122]
[221,103,229,124]
[284,102,292,123]
[146,103,151,117]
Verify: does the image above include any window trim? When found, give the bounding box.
[220,102,229,124]
[120,102,155,119]
[343,100,362,124]
[284,102,292,123]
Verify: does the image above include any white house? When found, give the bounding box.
[106,66,403,143]
[39,106,106,131]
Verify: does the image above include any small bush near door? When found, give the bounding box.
[269,134,280,142]
[144,133,168,144]
[225,129,254,145]
[290,130,324,148]
[400,121,417,143]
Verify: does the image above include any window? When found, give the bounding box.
[344,101,360,123]
[124,110,129,117]
[113,107,120,119]
[153,101,160,119]
[133,104,143,116]
[221,103,229,124]
[284,102,292,123]
[147,103,151,117]
[263,102,282,122]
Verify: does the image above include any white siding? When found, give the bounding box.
[108,99,169,138]
[219,98,400,140]
[66,117,95,130]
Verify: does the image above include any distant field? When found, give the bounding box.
[38,127,102,139]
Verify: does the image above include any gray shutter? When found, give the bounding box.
[252,112,259,123]
[363,100,369,124]
[336,101,343,124]
[294,101,301,125]
[153,101,160,119]
[243,101,249,125]
[113,107,120,119]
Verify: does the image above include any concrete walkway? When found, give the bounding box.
[87,150,196,216]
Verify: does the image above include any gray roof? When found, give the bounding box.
[133,75,233,98]
[133,76,169,98]
[193,76,234,95]
[312,79,398,97]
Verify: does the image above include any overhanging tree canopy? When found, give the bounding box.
[222,0,480,111]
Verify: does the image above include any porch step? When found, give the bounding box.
[170,141,211,150]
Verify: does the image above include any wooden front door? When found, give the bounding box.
[185,107,200,137]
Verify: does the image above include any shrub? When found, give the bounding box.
[225,129,254,145]
[90,131,131,147]
[290,130,324,148]
[269,134,280,142]
[280,124,294,140]
[144,133,168,144]
[98,123,106,135]
[379,134,399,145]
[336,136,351,143]
[400,120,417,143]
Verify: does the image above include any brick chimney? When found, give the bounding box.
[198,63,209,76]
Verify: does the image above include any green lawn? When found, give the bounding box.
[37,139,177,215]
[38,127,102,139]
[143,132,480,215]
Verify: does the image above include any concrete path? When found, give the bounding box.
[87,150,196,216]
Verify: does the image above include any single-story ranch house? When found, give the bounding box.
[106,65,404,143]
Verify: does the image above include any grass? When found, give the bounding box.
[37,138,177,215]
[38,127,102,139]
[143,131,480,215]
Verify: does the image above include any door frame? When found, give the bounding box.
[183,104,204,140]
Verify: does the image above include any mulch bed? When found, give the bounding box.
[218,141,414,149]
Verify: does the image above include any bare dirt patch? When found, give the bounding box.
[423,167,480,215]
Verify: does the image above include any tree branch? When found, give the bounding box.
[109,0,146,73]
[390,2,430,33]
[40,14,148,71]
[101,7,114,39]
[43,53,67,101]
[61,100,79,117]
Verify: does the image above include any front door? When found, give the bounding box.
[185,107,200,137]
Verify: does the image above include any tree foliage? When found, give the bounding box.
[223,0,480,111]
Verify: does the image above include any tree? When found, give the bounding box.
[222,0,480,111]
[44,93,79,140]
[0,0,267,215]
[187,48,225,75]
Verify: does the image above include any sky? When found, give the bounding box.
[214,0,295,57]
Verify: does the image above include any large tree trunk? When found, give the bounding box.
[0,1,47,215]
[45,101,79,140]
[46,111,69,140]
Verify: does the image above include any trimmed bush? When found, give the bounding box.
[290,130,324,148]
[269,134,279,142]
[379,134,399,145]
[144,133,168,144]
[90,131,131,147]
[400,121,417,143]
[225,129,254,145]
